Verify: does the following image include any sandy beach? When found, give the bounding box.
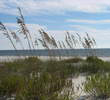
[0,56,110,62]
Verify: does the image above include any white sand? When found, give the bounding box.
[0,56,110,62]
[73,75,86,96]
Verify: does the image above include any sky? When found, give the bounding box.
[1,0,110,49]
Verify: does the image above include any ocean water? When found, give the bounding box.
[0,48,110,57]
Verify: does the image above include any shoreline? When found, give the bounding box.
[0,56,110,62]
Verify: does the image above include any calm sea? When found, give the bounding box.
[0,48,110,57]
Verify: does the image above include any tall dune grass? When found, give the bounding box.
[0,8,96,58]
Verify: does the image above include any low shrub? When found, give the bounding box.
[16,72,73,100]
[0,75,25,98]
[61,57,83,63]
[78,56,105,74]
[0,57,75,100]
[86,56,103,64]
[84,73,110,99]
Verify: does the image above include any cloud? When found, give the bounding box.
[1,0,110,15]
[3,23,47,31]
[70,25,110,48]
[0,22,47,50]
[29,24,110,48]
[1,22,110,49]
[0,1,5,8]
[66,19,110,24]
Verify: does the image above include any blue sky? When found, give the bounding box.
[1,0,110,49]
